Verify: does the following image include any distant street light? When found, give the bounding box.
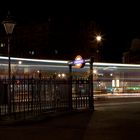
[96,35,102,62]
[96,35,102,42]
[2,12,16,114]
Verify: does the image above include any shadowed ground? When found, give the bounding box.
[1,97,140,140]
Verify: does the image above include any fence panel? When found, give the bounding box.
[0,78,92,120]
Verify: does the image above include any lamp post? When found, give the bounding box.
[96,35,102,62]
[2,13,16,114]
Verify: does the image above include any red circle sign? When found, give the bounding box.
[73,55,85,68]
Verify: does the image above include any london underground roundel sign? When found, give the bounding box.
[73,55,85,68]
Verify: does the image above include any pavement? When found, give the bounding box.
[1,97,140,140]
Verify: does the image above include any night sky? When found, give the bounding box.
[0,2,140,63]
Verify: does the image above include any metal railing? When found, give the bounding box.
[0,78,91,120]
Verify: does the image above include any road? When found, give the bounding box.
[1,96,140,140]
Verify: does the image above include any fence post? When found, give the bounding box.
[89,56,94,110]
[69,64,73,110]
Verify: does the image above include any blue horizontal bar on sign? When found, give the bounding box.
[73,59,85,65]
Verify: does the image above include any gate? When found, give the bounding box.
[72,78,90,109]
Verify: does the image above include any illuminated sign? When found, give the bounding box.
[73,55,85,68]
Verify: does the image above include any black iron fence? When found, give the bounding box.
[0,78,92,120]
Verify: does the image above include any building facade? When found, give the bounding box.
[122,38,140,64]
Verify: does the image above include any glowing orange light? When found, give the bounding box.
[73,55,85,68]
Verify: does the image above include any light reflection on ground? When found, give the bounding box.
[94,93,140,98]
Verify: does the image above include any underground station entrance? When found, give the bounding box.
[0,55,140,120]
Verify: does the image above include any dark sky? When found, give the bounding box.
[0,2,140,63]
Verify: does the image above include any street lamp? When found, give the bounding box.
[96,35,102,62]
[96,35,102,42]
[2,12,16,114]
